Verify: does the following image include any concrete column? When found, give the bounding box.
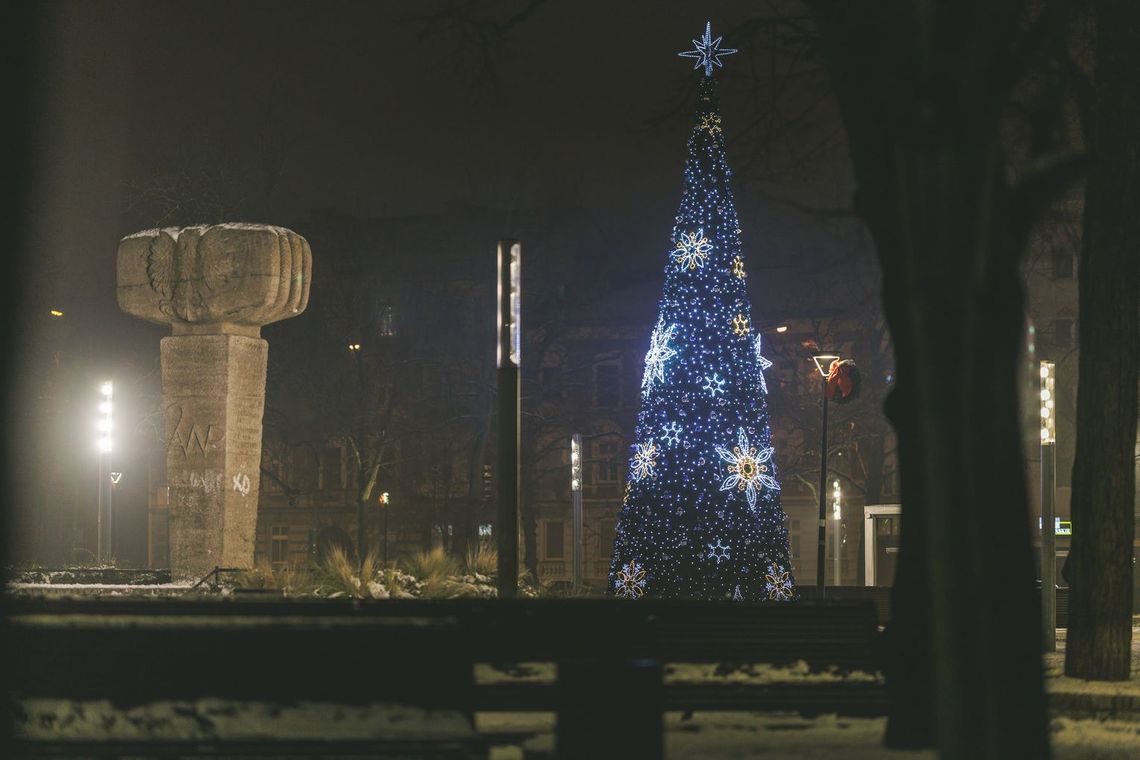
[118,224,311,579]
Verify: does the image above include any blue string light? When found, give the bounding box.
[609,63,796,602]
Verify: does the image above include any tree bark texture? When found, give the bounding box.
[809,2,1055,756]
[1065,0,1140,682]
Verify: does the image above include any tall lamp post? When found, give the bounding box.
[570,434,583,592]
[96,381,113,564]
[1040,360,1057,652]
[348,342,367,571]
[811,352,840,591]
[378,491,391,564]
[496,240,521,598]
[831,478,842,585]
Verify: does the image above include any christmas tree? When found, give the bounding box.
[608,23,796,601]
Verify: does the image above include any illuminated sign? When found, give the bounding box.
[1038,517,1072,536]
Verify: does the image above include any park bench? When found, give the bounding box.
[6,600,485,758]
[5,596,884,756]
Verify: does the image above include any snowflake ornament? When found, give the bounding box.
[716,428,779,510]
[630,440,659,482]
[732,256,746,279]
[642,320,678,396]
[660,421,683,447]
[614,560,648,599]
[672,228,712,271]
[702,373,727,397]
[708,539,731,564]
[764,562,794,601]
[698,114,723,136]
[732,314,751,336]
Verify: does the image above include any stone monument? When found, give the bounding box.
[117,224,311,579]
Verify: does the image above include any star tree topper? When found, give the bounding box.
[678,21,737,77]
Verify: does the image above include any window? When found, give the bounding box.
[596,440,620,483]
[319,446,344,490]
[478,523,493,538]
[594,363,621,407]
[271,526,289,564]
[1052,253,1074,279]
[1054,318,1074,348]
[482,464,493,502]
[544,521,565,559]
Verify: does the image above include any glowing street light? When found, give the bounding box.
[775,325,788,333]
[571,434,583,590]
[96,381,113,562]
[831,478,843,585]
[50,309,64,317]
[1040,360,1057,652]
[495,239,522,598]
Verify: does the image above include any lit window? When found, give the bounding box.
[478,523,493,537]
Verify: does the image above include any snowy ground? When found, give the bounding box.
[8,583,1140,757]
[480,713,1140,759]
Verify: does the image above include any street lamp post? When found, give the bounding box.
[378,491,391,564]
[97,381,113,564]
[571,434,583,592]
[811,353,839,591]
[1040,361,1057,652]
[831,478,842,585]
[496,240,521,598]
[348,343,366,571]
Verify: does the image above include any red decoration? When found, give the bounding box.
[826,359,861,404]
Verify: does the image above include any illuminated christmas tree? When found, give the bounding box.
[609,23,795,601]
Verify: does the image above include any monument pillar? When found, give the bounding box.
[117,224,311,579]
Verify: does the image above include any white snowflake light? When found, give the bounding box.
[660,421,682,447]
[642,320,678,397]
[672,228,713,271]
[702,373,727,397]
[764,562,793,601]
[677,21,738,77]
[708,539,731,564]
[614,560,648,599]
[755,335,772,394]
[716,428,779,510]
[630,440,659,482]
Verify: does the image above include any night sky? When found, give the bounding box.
[13,0,873,564]
[23,0,860,346]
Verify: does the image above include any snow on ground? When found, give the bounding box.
[480,712,1140,759]
[17,698,474,741]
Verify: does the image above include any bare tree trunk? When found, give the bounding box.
[1065,0,1140,681]
[808,2,1073,755]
